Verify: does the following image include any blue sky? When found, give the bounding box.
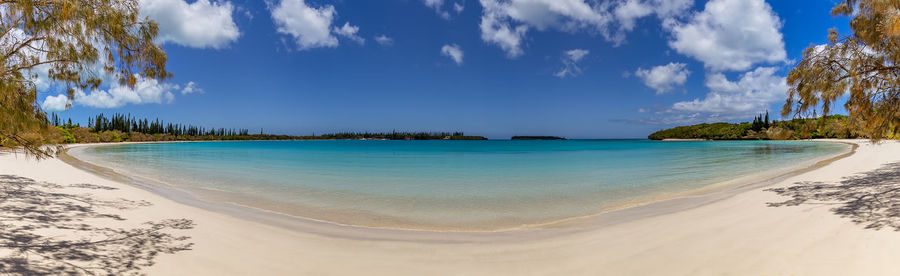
[39,0,851,139]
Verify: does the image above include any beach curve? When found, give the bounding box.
[2,139,898,275]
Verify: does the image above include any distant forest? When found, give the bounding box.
[648,112,859,140]
[48,113,486,144]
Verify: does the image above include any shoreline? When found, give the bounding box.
[2,139,899,275]
[57,140,854,236]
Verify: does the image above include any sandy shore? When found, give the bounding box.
[1,139,898,275]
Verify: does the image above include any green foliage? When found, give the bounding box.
[2,0,169,158]
[70,127,99,143]
[649,115,858,140]
[56,127,76,144]
[86,113,251,136]
[52,113,488,144]
[751,111,772,132]
[648,122,750,140]
[784,0,900,140]
[99,130,125,143]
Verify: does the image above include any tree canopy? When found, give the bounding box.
[783,0,900,140]
[1,0,169,158]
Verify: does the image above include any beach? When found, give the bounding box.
[1,139,899,275]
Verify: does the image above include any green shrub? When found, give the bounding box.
[56,127,76,143]
[649,115,856,140]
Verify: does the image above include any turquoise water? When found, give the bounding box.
[70,140,849,230]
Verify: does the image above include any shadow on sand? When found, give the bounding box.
[0,175,194,275]
[766,162,900,231]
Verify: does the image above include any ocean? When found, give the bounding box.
[69,140,849,230]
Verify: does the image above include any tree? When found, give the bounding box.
[1,0,170,158]
[783,0,900,140]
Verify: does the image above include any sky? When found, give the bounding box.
[38,0,852,139]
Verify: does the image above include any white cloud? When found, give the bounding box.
[454,2,465,13]
[424,0,452,19]
[614,0,691,32]
[73,75,178,109]
[564,48,589,62]
[667,0,786,71]
[333,22,365,45]
[270,0,361,50]
[649,0,694,18]
[41,94,70,112]
[180,81,203,94]
[555,49,589,78]
[479,4,528,58]
[40,76,198,110]
[478,0,691,57]
[671,67,786,118]
[635,62,690,94]
[478,0,608,57]
[374,35,394,46]
[141,0,240,49]
[614,0,653,32]
[441,44,464,65]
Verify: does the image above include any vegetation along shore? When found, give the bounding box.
[649,112,860,140]
[41,113,488,144]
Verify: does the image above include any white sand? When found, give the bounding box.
[1,139,898,275]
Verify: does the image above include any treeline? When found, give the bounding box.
[46,113,486,144]
[648,113,858,140]
[52,113,251,137]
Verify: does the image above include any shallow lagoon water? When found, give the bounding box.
[71,140,849,230]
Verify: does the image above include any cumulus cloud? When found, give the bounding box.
[479,3,528,58]
[333,22,365,45]
[39,74,187,111]
[374,35,394,46]
[39,76,201,111]
[614,0,691,33]
[667,0,786,71]
[635,62,690,94]
[141,0,240,49]
[670,67,786,118]
[270,0,361,50]
[555,49,590,78]
[441,44,464,65]
[478,0,607,57]
[477,0,692,57]
[40,94,70,112]
[73,75,178,109]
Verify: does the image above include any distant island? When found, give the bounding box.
[648,113,860,140]
[511,136,567,140]
[46,113,487,144]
